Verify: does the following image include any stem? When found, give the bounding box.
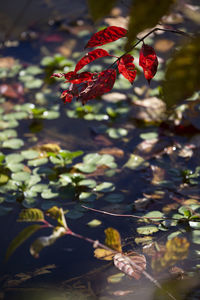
[69,231,118,254]
[109,27,191,69]
[81,205,183,222]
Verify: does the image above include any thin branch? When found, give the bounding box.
[81,205,184,222]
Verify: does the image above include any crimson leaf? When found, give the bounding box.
[139,43,158,84]
[64,71,94,84]
[78,69,116,104]
[85,26,127,48]
[75,49,110,73]
[118,54,137,84]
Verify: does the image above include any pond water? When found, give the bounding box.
[0,1,200,300]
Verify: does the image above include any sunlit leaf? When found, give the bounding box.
[105,227,122,252]
[163,36,200,107]
[123,154,149,170]
[18,208,44,222]
[6,224,41,260]
[94,248,114,261]
[107,272,125,283]
[87,219,102,227]
[137,225,159,235]
[46,206,68,229]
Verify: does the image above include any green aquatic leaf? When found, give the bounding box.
[95,182,115,193]
[0,129,17,141]
[87,219,102,227]
[2,138,24,149]
[5,224,42,260]
[5,153,24,164]
[106,128,128,139]
[28,158,48,167]
[11,171,31,182]
[79,192,97,202]
[137,225,159,235]
[41,189,59,199]
[21,150,39,160]
[78,179,96,188]
[124,154,149,170]
[140,132,158,140]
[104,193,125,203]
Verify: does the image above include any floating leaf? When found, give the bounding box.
[28,158,48,167]
[105,227,122,252]
[107,272,125,283]
[18,208,44,222]
[11,171,30,182]
[124,154,149,170]
[2,138,24,149]
[137,225,159,235]
[94,248,114,261]
[87,219,102,227]
[6,224,41,260]
[85,26,127,48]
[106,128,128,139]
[21,150,39,160]
[95,182,115,193]
[114,252,146,280]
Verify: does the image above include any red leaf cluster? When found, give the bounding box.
[51,26,159,105]
[139,43,158,83]
[118,54,137,84]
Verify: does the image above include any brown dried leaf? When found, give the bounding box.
[99,147,124,158]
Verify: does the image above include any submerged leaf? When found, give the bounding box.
[6,224,41,260]
[114,252,146,280]
[30,226,66,258]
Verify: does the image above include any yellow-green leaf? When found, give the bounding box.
[5,224,41,261]
[18,208,44,222]
[125,0,175,51]
[105,227,122,252]
[87,0,117,22]
[45,206,68,229]
[163,36,200,107]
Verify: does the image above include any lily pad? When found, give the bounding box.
[124,154,149,170]
[95,182,115,193]
[137,225,159,235]
[3,138,24,149]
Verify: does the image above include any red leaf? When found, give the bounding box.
[51,73,64,78]
[118,54,137,84]
[64,71,94,84]
[139,43,158,84]
[78,69,116,104]
[60,90,73,103]
[75,49,110,73]
[85,26,127,48]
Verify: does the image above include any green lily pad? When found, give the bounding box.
[21,150,39,160]
[87,219,102,227]
[76,163,96,173]
[95,182,115,193]
[140,132,158,140]
[41,189,59,199]
[42,111,60,119]
[124,154,149,170]
[66,209,84,219]
[137,225,159,235]
[7,163,24,172]
[106,128,128,139]
[0,129,17,141]
[12,171,31,182]
[79,192,96,202]
[78,179,96,188]
[3,138,24,149]
[5,153,24,164]
[104,193,125,203]
[28,158,48,167]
